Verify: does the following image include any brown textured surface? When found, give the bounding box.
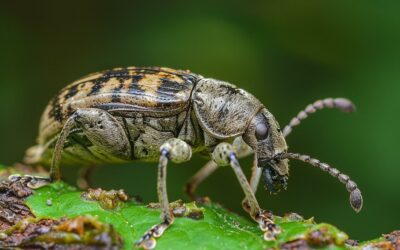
[0,175,34,231]
[2,217,122,249]
[81,188,128,210]
[383,231,400,250]
[0,174,123,249]
[280,239,310,250]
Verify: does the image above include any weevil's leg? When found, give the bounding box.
[136,138,192,250]
[249,158,261,193]
[185,137,253,201]
[185,160,218,202]
[50,115,79,182]
[242,158,261,213]
[135,150,171,250]
[11,114,79,189]
[77,165,96,190]
[212,143,281,241]
[283,97,356,137]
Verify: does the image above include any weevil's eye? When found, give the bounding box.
[255,123,269,141]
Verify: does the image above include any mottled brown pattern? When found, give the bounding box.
[0,174,35,231]
[39,67,198,144]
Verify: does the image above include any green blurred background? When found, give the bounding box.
[0,0,399,241]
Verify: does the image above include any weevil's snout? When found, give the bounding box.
[258,156,289,194]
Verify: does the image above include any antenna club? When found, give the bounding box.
[334,98,356,113]
[350,188,363,213]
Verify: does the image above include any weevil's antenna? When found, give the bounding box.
[279,152,363,213]
[283,98,356,137]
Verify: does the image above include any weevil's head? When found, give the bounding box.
[243,108,289,194]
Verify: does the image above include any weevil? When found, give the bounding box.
[18,67,363,249]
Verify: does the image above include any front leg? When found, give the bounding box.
[212,143,281,241]
[185,137,253,201]
[241,159,261,214]
[136,138,192,249]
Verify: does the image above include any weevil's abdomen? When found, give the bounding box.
[25,67,201,166]
[38,67,199,145]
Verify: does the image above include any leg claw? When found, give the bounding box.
[264,231,276,241]
[136,236,156,250]
[135,221,171,249]
[256,210,281,241]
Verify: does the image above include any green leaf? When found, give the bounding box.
[1,166,397,250]
[24,182,349,250]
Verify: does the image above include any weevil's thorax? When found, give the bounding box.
[192,78,263,140]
